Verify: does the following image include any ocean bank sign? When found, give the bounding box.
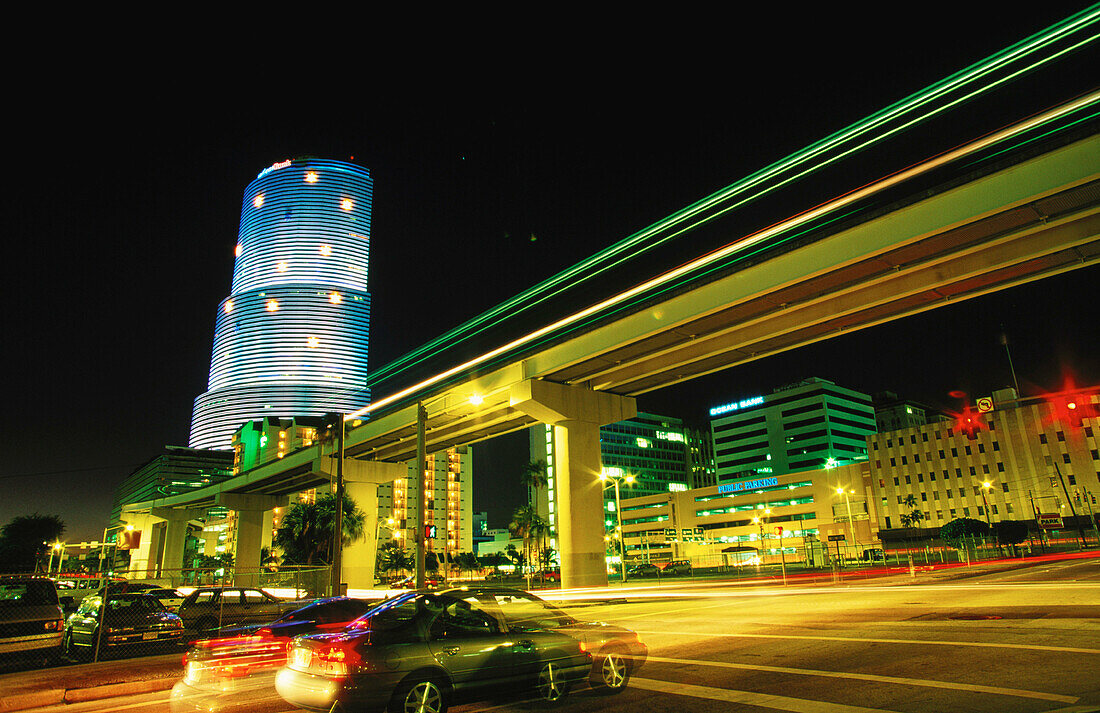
[710,395,764,417]
[717,476,778,495]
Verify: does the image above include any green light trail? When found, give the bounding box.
[366,7,1100,396]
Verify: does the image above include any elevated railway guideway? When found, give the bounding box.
[128,94,1100,590]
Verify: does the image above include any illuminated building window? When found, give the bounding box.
[319,244,332,256]
[266,300,279,312]
[276,262,288,272]
[329,292,342,304]
[304,171,319,183]
[224,300,233,314]
[307,336,320,348]
[341,198,354,211]
[253,194,264,208]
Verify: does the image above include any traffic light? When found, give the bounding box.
[952,404,987,441]
[424,524,437,540]
[1041,378,1098,429]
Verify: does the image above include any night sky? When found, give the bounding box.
[4,7,1098,543]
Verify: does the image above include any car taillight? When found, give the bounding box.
[289,643,360,678]
[255,628,272,638]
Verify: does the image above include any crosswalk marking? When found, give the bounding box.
[631,676,900,713]
[644,655,1078,703]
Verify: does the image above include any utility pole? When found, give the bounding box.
[1053,462,1088,548]
[1029,490,1047,554]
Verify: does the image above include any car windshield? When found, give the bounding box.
[486,592,575,630]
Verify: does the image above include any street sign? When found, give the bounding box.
[976,396,994,413]
[681,529,693,537]
[827,534,846,542]
[664,528,675,536]
[1037,513,1063,529]
[694,527,704,535]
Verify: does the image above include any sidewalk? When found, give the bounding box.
[0,653,182,712]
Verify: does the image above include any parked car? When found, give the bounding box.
[663,560,693,575]
[55,577,111,613]
[627,563,660,577]
[64,592,183,658]
[170,597,381,713]
[275,590,593,713]
[177,587,297,632]
[144,587,187,612]
[0,577,65,665]
[537,568,561,583]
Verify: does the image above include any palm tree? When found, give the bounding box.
[508,505,547,577]
[520,460,548,510]
[274,493,366,565]
[454,552,480,580]
[378,543,414,578]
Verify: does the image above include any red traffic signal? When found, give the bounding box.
[952,404,987,441]
[424,524,437,540]
[774,526,784,536]
[1041,378,1098,429]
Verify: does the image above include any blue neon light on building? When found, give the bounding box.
[189,159,372,449]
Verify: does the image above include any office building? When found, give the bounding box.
[615,462,876,567]
[872,391,934,432]
[710,378,876,481]
[110,447,234,528]
[190,158,373,449]
[868,388,1100,533]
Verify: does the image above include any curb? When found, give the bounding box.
[0,677,177,712]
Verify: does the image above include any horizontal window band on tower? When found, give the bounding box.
[191,158,373,450]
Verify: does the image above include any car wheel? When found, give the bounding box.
[392,676,447,713]
[591,649,630,694]
[535,661,569,702]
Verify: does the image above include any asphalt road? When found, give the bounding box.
[18,558,1100,713]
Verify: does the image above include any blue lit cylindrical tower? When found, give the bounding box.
[189,158,372,449]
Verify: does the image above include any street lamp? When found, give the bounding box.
[600,470,634,584]
[980,481,994,528]
[47,542,64,576]
[836,485,856,552]
[752,508,771,569]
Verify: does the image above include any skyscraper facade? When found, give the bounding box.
[190,158,372,449]
[710,378,876,481]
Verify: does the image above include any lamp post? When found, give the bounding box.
[600,470,634,584]
[752,508,771,571]
[47,542,64,576]
[980,481,994,528]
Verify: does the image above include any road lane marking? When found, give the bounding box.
[645,655,1078,703]
[631,676,901,712]
[636,628,1100,655]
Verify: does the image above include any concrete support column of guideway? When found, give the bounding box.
[216,494,288,587]
[510,379,637,589]
[150,508,205,584]
[328,459,407,593]
[120,512,160,580]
